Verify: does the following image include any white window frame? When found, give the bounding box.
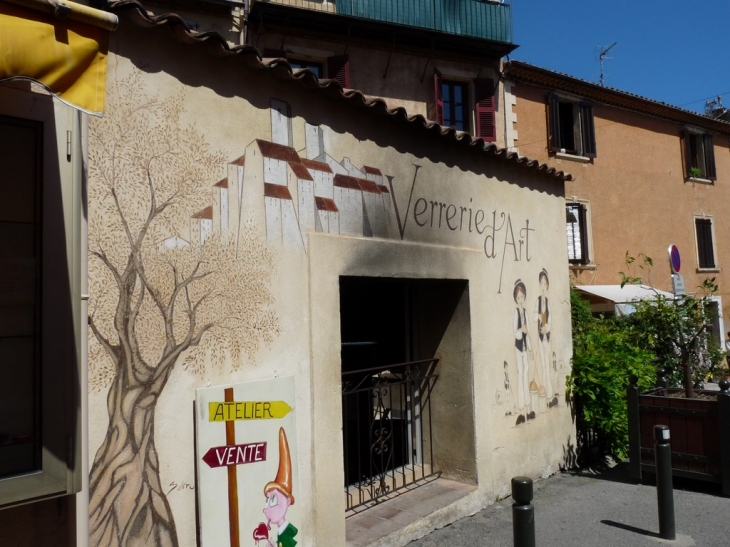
[708,296,725,352]
[566,199,593,267]
[0,83,83,508]
[693,214,719,272]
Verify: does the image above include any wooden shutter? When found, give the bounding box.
[579,102,597,158]
[474,78,496,141]
[433,69,444,125]
[547,93,561,152]
[682,129,693,178]
[695,218,715,268]
[703,133,717,180]
[327,55,350,88]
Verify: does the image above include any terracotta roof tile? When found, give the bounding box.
[192,206,213,219]
[214,178,228,188]
[256,140,302,162]
[106,1,574,182]
[333,174,361,191]
[264,182,293,200]
[300,158,333,173]
[230,155,246,166]
[289,162,314,181]
[363,166,382,175]
[377,184,390,193]
[315,197,339,212]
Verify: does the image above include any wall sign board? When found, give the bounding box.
[196,378,298,547]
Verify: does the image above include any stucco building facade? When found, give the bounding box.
[1,2,576,547]
[503,61,730,335]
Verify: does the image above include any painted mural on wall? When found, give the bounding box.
[499,270,561,427]
[87,59,569,546]
[195,378,298,547]
[87,70,280,547]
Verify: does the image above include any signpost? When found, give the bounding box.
[668,244,685,297]
[196,378,297,547]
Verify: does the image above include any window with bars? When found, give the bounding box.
[548,93,596,158]
[695,217,716,269]
[433,70,496,140]
[566,203,589,264]
[684,130,716,181]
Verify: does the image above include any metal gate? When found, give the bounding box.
[342,358,439,510]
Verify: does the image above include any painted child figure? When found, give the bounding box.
[513,280,533,425]
[533,269,554,406]
[261,428,298,547]
[503,360,517,416]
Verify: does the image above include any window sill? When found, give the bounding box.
[555,152,591,163]
[687,176,713,185]
[569,263,596,270]
[697,268,720,273]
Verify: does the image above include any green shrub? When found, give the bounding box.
[620,253,724,397]
[567,287,656,461]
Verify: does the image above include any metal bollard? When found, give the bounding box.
[654,425,676,540]
[512,476,535,547]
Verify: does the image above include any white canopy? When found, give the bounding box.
[575,284,675,315]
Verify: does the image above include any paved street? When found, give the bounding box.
[408,462,730,547]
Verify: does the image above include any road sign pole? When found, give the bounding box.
[225,387,240,547]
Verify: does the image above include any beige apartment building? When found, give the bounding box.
[503,61,730,334]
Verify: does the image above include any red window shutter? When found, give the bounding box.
[433,69,444,124]
[327,55,350,88]
[474,78,496,141]
[547,93,561,152]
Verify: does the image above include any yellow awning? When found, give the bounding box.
[0,0,117,115]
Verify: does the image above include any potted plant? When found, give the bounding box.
[621,253,730,492]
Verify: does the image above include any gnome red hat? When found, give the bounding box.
[264,428,295,504]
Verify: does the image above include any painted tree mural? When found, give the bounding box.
[87,70,279,547]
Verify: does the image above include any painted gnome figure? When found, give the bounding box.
[260,428,298,547]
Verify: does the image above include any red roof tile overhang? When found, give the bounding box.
[505,60,730,136]
[105,1,572,183]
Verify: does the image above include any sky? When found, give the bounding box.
[508,0,730,114]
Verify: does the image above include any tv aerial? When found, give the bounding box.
[597,42,618,87]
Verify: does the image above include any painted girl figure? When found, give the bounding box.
[533,269,556,407]
[513,280,533,425]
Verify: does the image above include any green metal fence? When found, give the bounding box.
[256,0,513,43]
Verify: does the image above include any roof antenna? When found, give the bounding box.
[598,42,618,87]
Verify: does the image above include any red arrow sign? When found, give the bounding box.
[202,442,267,468]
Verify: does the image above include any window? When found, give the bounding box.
[441,80,468,131]
[0,86,82,508]
[548,93,596,158]
[263,50,349,87]
[695,217,717,270]
[287,59,323,78]
[707,297,724,351]
[683,130,716,181]
[433,70,496,140]
[566,202,589,264]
